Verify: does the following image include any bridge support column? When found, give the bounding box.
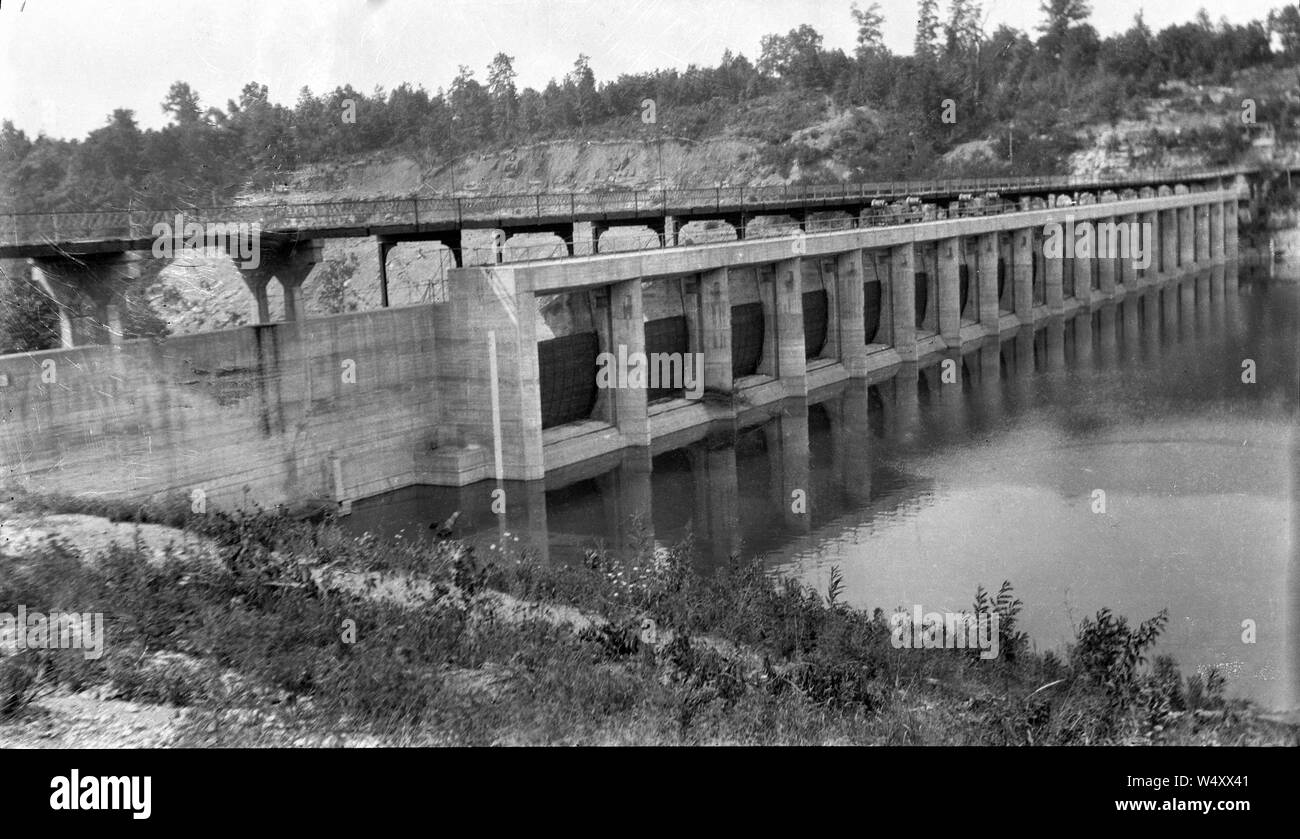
[1044,241,1064,314]
[238,241,322,324]
[890,245,918,361]
[1118,213,1140,291]
[1097,217,1117,296]
[275,259,312,322]
[1195,203,1210,265]
[662,216,677,248]
[938,237,962,346]
[376,240,394,308]
[920,243,939,333]
[998,233,1015,315]
[700,267,732,394]
[1178,206,1195,269]
[1210,202,1225,262]
[573,221,607,257]
[241,273,272,325]
[836,250,869,374]
[977,233,999,334]
[610,279,650,446]
[1013,228,1035,323]
[774,257,807,398]
[1073,238,1093,302]
[29,252,139,347]
[1225,200,1239,260]
[1160,210,1178,279]
[1137,211,1156,286]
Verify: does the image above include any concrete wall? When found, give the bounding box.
[0,305,441,508]
[429,265,543,482]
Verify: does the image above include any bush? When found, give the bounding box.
[0,651,48,717]
[1,496,1289,746]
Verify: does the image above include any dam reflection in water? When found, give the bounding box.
[348,261,1298,711]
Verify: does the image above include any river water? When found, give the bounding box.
[348,247,1298,711]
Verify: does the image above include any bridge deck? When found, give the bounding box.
[0,166,1245,259]
[476,189,1239,293]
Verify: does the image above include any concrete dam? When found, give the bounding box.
[0,170,1247,512]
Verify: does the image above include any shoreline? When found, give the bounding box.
[2,492,1295,746]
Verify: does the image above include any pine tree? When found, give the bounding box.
[915,0,942,61]
[487,53,519,140]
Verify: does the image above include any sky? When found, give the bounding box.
[0,0,1288,140]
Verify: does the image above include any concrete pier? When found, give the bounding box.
[29,252,139,347]
[890,244,918,361]
[238,241,324,324]
[775,257,807,398]
[1012,228,1034,322]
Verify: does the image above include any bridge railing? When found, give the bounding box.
[0,165,1247,248]
[225,198,417,230]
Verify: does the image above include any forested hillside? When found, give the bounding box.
[3,1,1299,213]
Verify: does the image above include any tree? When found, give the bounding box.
[758,25,828,88]
[1036,0,1094,73]
[62,109,146,209]
[448,66,491,148]
[1268,5,1300,57]
[1101,12,1158,90]
[1038,0,1092,44]
[161,81,202,126]
[851,2,887,59]
[945,0,984,56]
[915,0,942,61]
[0,120,32,166]
[487,52,519,138]
[716,49,760,101]
[9,136,70,213]
[292,86,332,162]
[228,81,298,180]
[514,88,542,136]
[566,54,599,127]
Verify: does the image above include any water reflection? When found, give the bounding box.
[348,260,1297,710]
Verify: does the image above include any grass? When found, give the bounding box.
[1,491,1295,746]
